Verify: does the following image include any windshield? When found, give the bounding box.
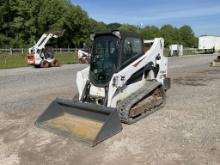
[90,35,119,86]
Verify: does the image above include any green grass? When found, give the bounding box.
[0,54,29,69]
[0,53,78,69]
[55,53,78,65]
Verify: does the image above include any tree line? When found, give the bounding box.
[0,0,198,48]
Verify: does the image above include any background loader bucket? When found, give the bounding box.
[35,98,122,146]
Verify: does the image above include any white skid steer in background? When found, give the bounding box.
[36,30,171,146]
[26,30,65,68]
[78,49,91,64]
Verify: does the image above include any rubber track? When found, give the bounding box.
[117,81,166,124]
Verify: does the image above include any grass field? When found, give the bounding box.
[0,53,78,69]
[55,53,78,64]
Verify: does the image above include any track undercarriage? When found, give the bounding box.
[118,81,165,124]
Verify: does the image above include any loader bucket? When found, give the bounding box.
[35,98,122,146]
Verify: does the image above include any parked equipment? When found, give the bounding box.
[214,44,220,53]
[78,49,91,64]
[169,44,183,56]
[26,30,65,68]
[210,56,220,67]
[36,30,171,146]
[198,36,220,54]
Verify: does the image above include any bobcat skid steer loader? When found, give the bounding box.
[36,30,171,146]
[78,49,91,64]
[26,30,65,68]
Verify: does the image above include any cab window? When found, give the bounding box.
[121,37,143,68]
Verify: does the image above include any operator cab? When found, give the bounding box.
[90,30,144,87]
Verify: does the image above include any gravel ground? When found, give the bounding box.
[0,54,220,165]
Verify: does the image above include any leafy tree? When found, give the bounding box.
[62,5,91,47]
[140,26,159,39]
[119,24,139,32]
[159,24,180,47]
[88,18,107,33]
[0,0,14,47]
[107,23,121,30]
[38,0,67,33]
[179,25,197,48]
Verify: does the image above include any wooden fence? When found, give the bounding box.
[0,48,198,56]
[0,48,83,55]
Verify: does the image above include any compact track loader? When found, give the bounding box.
[36,30,171,146]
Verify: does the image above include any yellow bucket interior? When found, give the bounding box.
[44,112,104,141]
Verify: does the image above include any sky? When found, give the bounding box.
[71,0,220,36]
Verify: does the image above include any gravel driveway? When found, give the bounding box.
[0,54,219,165]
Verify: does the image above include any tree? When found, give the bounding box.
[119,24,139,32]
[159,25,180,47]
[0,0,15,47]
[38,0,67,33]
[88,19,107,33]
[9,0,44,47]
[140,26,159,39]
[61,5,91,47]
[179,25,197,48]
[107,23,121,30]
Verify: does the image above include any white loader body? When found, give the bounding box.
[77,38,168,108]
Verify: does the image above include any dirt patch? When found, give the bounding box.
[197,68,220,74]
[173,67,220,86]
[173,77,207,86]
